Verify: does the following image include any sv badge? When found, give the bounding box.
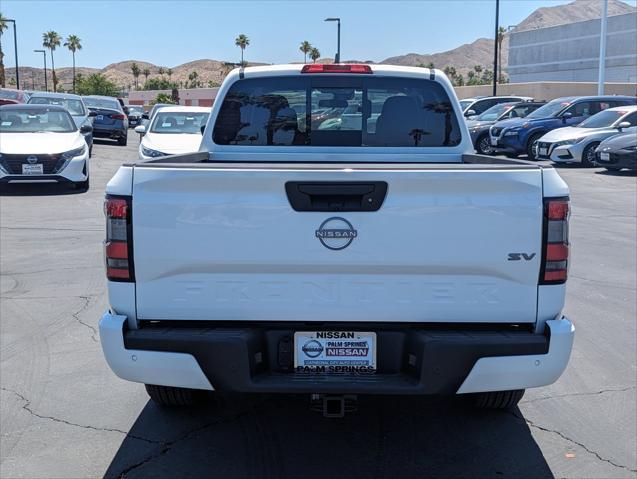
[508,253,536,261]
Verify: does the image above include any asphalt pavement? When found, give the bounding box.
[1,137,635,479]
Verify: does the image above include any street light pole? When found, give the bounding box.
[34,50,47,92]
[597,0,608,95]
[324,17,341,63]
[492,0,500,96]
[5,19,19,90]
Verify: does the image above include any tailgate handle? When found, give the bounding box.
[285,181,388,212]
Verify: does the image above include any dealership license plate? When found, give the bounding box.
[96,115,104,121]
[539,147,548,156]
[600,152,610,161]
[22,164,43,175]
[294,331,376,373]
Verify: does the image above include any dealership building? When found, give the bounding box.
[508,11,637,83]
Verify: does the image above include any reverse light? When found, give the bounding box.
[301,64,372,74]
[541,198,570,284]
[104,196,134,281]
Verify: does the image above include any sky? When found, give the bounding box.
[1,0,635,69]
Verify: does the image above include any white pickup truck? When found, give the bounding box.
[100,64,574,415]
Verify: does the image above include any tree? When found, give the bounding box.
[0,13,8,88]
[426,62,435,69]
[497,26,507,83]
[455,74,465,86]
[309,47,320,63]
[142,68,150,84]
[76,73,119,96]
[42,30,62,92]
[473,65,483,74]
[142,77,178,91]
[152,92,176,105]
[188,71,199,88]
[235,34,250,66]
[467,71,478,86]
[167,68,173,81]
[158,67,165,77]
[299,40,312,63]
[131,62,140,89]
[64,34,82,93]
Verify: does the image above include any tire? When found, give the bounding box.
[74,177,90,192]
[474,389,525,409]
[145,384,204,407]
[118,134,128,146]
[89,145,93,158]
[526,133,544,160]
[581,142,600,167]
[475,134,494,155]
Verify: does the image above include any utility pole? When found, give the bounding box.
[492,0,500,96]
[597,0,608,95]
[6,19,19,89]
[325,18,341,63]
[34,50,47,92]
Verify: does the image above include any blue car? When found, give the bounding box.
[28,92,94,156]
[489,95,637,159]
[82,95,129,146]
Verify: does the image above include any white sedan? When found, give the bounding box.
[135,106,211,160]
[535,105,637,166]
[0,104,91,190]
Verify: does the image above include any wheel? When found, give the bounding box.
[475,133,494,155]
[118,135,128,146]
[145,384,205,407]
[581,142,600,167]
[526,133,544,160]
[474,389,525,409]
[74,177,89,192]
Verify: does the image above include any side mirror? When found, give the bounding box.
[465,109,476,117]
[200,125,206,135]
[134,125,146,134]
[80,124,93,134]
[561,112,572,123]
[617,121,631,131]
[88,111,97,117]
[142,113,149,120]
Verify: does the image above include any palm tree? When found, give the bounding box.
[158,67,165,77]
[43,30,62,92]
[188,71,199,88]
[0,13,8,88]
[142,68,150,84]
[167,68,173,81]
[64,34,82,93]
[299,41,312,63]
[497,26,507,83]
[235,34,250,66]
[131,62,140,89]
[310,47,320,63]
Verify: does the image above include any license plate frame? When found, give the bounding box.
[294,331,377,373]
[22,164,43,175]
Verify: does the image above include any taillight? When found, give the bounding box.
[301,64,373,74]
[104,195,134,281]
[541,198,570,284]
[110,113,126,120]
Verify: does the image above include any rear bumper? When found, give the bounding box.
[99,313,574,394]
[93,127,126,139]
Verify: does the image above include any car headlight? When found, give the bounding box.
[141,145,166,158]
[61,145,87,160]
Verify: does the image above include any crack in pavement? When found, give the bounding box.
[507,409,637,473]
[568,275,637,291]
[0,387,158,444]
[71,295,99,342]
[520,385,636,405]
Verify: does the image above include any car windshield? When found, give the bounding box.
[83,97,121,110]
[0,90,20,100]
[578,110,629,128]
[149,104,170,118]
[150,111,210,134]
[128,106,144,114]
[459,100,473,111]
[28,97,86,116]
[0,108,76,133]
[477,103,515,121]
[526,99,573,119]
[213,76,462,147]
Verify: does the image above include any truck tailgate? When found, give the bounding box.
[132,164,543,323]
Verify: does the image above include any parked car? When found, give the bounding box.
[0,104,91,190]
[466,101,545,154]
[460,96,533,118]
[135,106,211,159]
[138,103,172,136]
[82,95,128,146]
[100,64,574,414]
[126,105,144,127]
[595,131,637,171]
[28,92,95,157]
[490,96,637,159]
[534,105,637,166]
[0,88,30,105]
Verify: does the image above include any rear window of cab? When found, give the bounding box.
[212,76,462,147]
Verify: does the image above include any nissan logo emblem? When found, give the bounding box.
[315,217,357,250]
[26,155,38,164]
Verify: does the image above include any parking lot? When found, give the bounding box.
[0,138,635,479]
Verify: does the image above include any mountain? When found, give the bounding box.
[515,0,635,31]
